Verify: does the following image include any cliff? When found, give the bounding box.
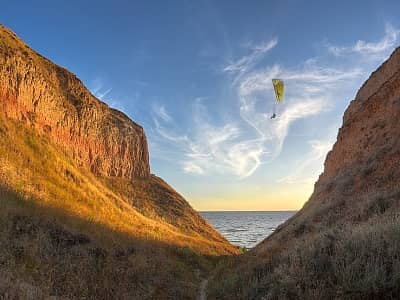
[0,25,238,299]
[208,48,400,299]
[258,47,400,245]
[0,24,149,179]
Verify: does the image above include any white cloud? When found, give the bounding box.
[328,24,399,58]
[95,88,112,100]
[150,67,338,178]
[152,102,266,177]
[152,59,353,178]
[90,77,112,101]
[278,139,334,185]
[237,63,361,162]
[223,38,278,77]
[151,24,398,179]
[183,162,204,175]
[153,104,172,122]
[89,77,130,113]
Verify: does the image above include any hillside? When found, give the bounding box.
[0,24,238,299]
[209,48,400,299]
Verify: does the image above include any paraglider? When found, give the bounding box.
[271,78,284,119]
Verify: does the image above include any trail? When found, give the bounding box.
[198,278,208,300]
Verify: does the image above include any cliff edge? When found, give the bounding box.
[0,24,149,179]
[208,47,400,300]
[0,25,238,299]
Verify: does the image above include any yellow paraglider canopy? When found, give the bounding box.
[270,79,284,119]
[272,79,284,103]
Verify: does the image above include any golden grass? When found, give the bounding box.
[0,188,212,299]
[0,112,239,299]
[0,114,236,256]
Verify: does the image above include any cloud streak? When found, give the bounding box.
[328,24,399,58]
[237,62,362,163]
[277,139,334,185]
[153,104,172,123]
[151,25,398,178]
[152,60,359,178]
[223,38,278,81]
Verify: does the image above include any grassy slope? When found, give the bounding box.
[0,114,237,299]
[209,212,400,300]
[0,24,239,299]
[207,49,400,299]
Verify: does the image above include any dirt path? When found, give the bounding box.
[198,278,208,300]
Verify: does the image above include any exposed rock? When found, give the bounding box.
[0,24,239,300]
[0,24,235,255]
[257,47,400,252]
[0,24,150,179]
[309,47,400,212]
[206,46,400,300]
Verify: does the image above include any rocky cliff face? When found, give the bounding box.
[305,47,400,217]
[0,25,150,179]
[256,47,400,251]
[207,47,400,300]
[321,47,400,182]
[0,24,239,300]
[0,24,235,255]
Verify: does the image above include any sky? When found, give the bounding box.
[2,0,400,210]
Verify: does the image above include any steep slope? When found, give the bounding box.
[0,25,238,299]
[209,48,400,299]
[257,47,400,251]
[0,25,149,179]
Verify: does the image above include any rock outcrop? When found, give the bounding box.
[256,47,400,252]
[0,25,150,179]
[0,24,236,255]
[321,47,400,182]
[0,24,239,300]
[304,47,400,217]
[207,47,400,300]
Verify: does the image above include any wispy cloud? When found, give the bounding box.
[328,24,399,58]
[223,38,278,78]
[153,104,172,123]
[153,101,253,177]
[238,62,362,160]
[90,77,112,101]
[183,162,204,175]
[151,24,398,179]
[152,58,355,178]
[89,77,128,113]
[277,139,334,185]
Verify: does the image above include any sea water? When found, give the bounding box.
[200,211,296,249]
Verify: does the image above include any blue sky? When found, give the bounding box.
[2,0,400,210]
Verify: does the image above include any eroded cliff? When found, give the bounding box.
[271,47,400,240]
[0,24,238,299]
[0,24,149,179]
[208,47,400,300]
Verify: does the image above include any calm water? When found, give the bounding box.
[200,211,296,249]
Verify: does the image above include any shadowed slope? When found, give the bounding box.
[208,48,400,299]
[0,114,234,254]
[0,24,238,299]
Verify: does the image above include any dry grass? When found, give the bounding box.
[207,158,400,299]
[0,188,212,299]
[208,211,400,300]
[0,113,237,299]
[0,114,236,255]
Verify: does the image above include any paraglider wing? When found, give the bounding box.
[272,79,284,103]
